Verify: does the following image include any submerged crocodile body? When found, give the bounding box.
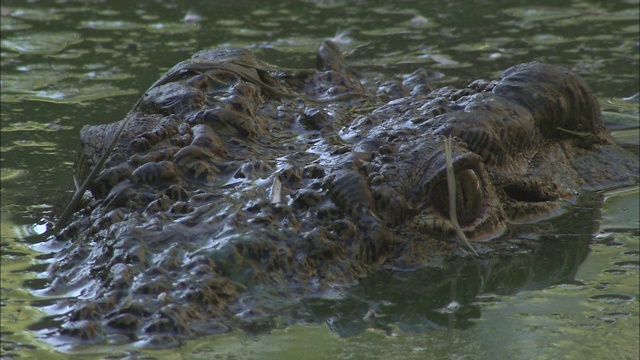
[44,41,638,346]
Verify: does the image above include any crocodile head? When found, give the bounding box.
[43,40,638,347]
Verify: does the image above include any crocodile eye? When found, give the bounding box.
[431,169,483,225]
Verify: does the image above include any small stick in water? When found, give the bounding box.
[445,136,479,256]
[53,116,131,232]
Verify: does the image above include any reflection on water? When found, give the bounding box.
[300,193,597,338]
[1,0,638,358]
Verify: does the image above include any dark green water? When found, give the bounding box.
[1,0,638,359]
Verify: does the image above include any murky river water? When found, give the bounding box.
[1,0,638,359]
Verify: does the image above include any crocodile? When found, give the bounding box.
[42,40,638,347]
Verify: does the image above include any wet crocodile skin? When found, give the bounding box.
[45,40,638,346]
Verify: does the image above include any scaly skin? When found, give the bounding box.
[47,40,638,346]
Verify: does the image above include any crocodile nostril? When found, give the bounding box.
[431,168,483,225]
